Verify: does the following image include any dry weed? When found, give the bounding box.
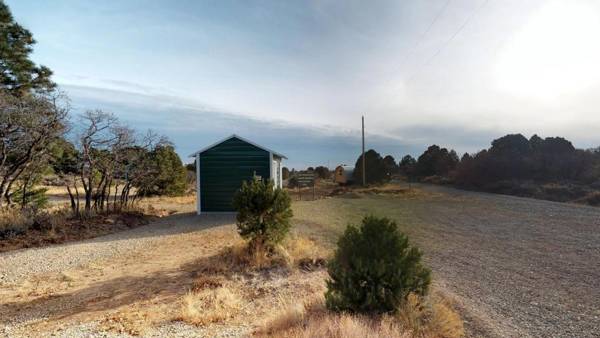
[177,286,242,326]
[198,241,292,273]
[192,275,225,292]
[140,194,195,207]
[257,293,463,338]
[285,236,328,260]
[397,293,464,338]
[258,301,411,338]
[0,207,33,234]
[100,309,157,336]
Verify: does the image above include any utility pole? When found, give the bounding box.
[362,115,366,186]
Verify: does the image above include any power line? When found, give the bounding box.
[406,0,491,83]
[413,0,453,55]
[393,0,453,78]
[371,0,453,113]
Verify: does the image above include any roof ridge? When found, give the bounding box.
[188,134,287,159]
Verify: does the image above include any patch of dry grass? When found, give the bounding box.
[0,205,150,252]
[257,293,464,338]
[177,286,242,326]
[199,234,330,273]
[0,206,71,239]
[100,309,159,336]
[397,293,464,338]
[284,235,329,271]
[256,297,410,338]
[141,194,196,207]
[173,234,330,330]
[0,207,33,234]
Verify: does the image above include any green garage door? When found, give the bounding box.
[200,137,270,211]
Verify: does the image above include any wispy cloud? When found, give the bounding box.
[63,84,425,168]
[8,0,600,162]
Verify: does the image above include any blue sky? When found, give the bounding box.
[7,0,600,168]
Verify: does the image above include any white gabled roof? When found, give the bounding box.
[188,134,287,159]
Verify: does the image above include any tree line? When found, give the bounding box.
[350,133,600,199]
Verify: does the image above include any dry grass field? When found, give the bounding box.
[1,183,598,337]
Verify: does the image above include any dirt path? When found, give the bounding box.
[293,184,600,337]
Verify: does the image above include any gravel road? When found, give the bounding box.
[0,212,228,286]
[413,185,600,338]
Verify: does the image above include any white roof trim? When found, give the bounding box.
[188,134,288,159]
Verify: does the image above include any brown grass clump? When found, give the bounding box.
[0,206,71,240]
[225,241,288,270]
[0,207,33,236]
[196,240,294,274]
[100,309,158,336]
[0,206,151,253]
[199,235,329,273]
[257,298,411,338]
[177,286,242,326]
[257,293,463,338]
[575,191,600,206]
[397,293,464,338]
[284,236,329,271]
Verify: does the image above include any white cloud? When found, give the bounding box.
[494,0,600,102]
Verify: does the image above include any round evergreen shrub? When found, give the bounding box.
[232,179,293,249]
[325,215,431,313]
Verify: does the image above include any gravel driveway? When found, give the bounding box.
[0,212,230,286]
[409,185,600,338]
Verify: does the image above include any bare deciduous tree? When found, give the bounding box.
[0,90,68,207]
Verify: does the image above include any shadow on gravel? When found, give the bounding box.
[0,213,236,257]
[0,247,239,326]
[75,212,236,243]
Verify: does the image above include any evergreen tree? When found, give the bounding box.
[232,179,293,249]
[326,215,431,313]
[282,167,290,180]
[150,145,187,196]
[383,155,398,179]
[398,155,417,180]
[0,1,55,95]
[353,149,388,184]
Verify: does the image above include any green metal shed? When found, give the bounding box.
[189,134,287,214]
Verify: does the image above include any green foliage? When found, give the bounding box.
[455,133,597,188]
[0,1,55,95]
[416,145,459,177]
[399,155,417,179]
[314,166,330,179]
[12,187,48,209]
[185,162,196,172]
[51,138,80,176]
[383,155,398,179]
[352,149,389,184]
[232,179,293,248]
[282,167,290,180]
[325,215,431,314]
[287,176,299,188]
[148,145,187,196]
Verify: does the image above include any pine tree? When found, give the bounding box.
[326,216,431,313]
[0,1,55,95]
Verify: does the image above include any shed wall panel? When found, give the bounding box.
[199,137,270,211]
